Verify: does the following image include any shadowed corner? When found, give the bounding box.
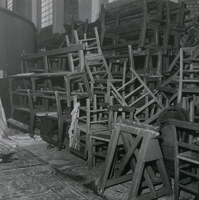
[0,152,18,163]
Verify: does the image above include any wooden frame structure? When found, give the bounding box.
[96,119,172,200]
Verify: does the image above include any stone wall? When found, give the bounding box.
[13,0,32,21]
[64,0,79,25]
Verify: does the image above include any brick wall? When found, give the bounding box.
[64,0,79,25]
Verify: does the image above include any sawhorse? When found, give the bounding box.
[96,119,172,200]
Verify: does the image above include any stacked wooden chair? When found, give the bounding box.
[177,46,199,122]
[74,27,112,101]
[161,1,186,53]
[105,45,165,124]
[168,119,199,199]
[107,58,129,104]
[8,36,92,149]
[88,96,135,169]
[39,91,72,150]
[8,75,53,137]
[63,17,88,45]
[70,94,109,159]
[100,0,165,52]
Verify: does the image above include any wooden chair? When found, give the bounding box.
[70,17,88,43]
[8,88,32,134]
[129,47,163,90]
[63,18,88,44]
[156,31,194,107]
[39,91,72,150]
[189,95,199,122]
[20,44,84,73]
[111,45,164,124]
[70,94,109,160]
[107,58,128,103]
[7,89,51,137]
[74,27,112,100]
[180,16,199,48]
[100,0,165,51]
[88,97,135,169]
[177,46,199,106]
[30,71,92,107]
[168,119,199,200]
[8,74,53,136]
[65,35,84,72]
[162,1,186,53]
[63,71,92,107]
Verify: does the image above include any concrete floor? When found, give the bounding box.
[0,131,194,200]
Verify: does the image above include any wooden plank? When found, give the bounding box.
[21,44,84,60]
[7,118,29,131]
[169,119,199,130]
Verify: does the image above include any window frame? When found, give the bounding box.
[32,0,65,34]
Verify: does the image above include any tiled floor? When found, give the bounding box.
[0,132,194,200]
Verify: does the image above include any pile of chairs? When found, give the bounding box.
[65,1,199,198]
[8,1,199,198]
[8,36,91,150]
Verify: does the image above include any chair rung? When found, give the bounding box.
[179,169,199,179]
[178,183,198,195]
[92,152,107,158]
[87,62,103,65]
[92,71,107,75]
[92,141,108,146]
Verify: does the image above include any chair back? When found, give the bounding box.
[108,96,135,130]
[168,119,199,154]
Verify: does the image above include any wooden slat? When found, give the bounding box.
[7,118,29,131]
[21,45,84,60]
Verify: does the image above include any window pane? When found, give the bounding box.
[41,0,53,28]
[7,0,13,10]
[108,0,117,2]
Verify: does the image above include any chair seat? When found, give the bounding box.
[15,106,30,113]
[85,53,102,60]
[178,151,199,164]
[77,124,108,133]
[91,132,111,142]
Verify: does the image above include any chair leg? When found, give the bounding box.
[156,159,173,195]
[97,125,120,194]
[88,134,93,170]
[100,29,105,46]
[57,120,64,150]
[175,157,180,200]
[92,139,97,168]
[29,113,35,136]
[138,0,147,51]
